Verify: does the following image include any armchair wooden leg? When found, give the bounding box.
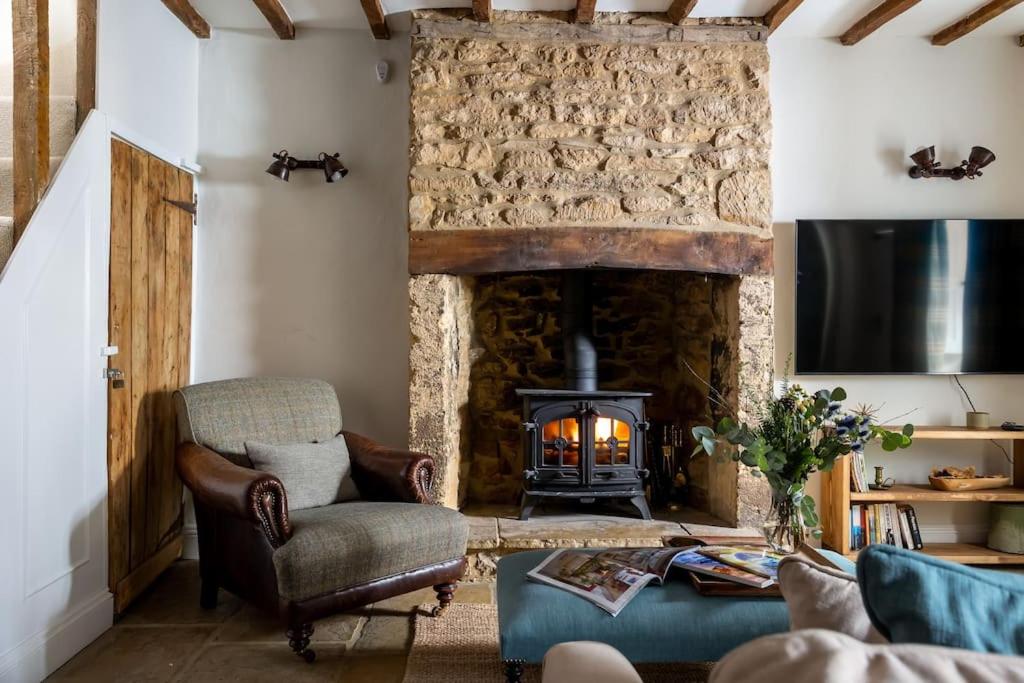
[504,659,525,683]
[431,582,456,617]
[286,624,316,663]
[199,579,218,610]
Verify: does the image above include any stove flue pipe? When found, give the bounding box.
[560,271,598,392]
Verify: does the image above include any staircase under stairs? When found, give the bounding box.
[0,95,77,271]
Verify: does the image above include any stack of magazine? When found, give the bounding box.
[526,544,784,616]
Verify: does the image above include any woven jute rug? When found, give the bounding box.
[402,603,713,683]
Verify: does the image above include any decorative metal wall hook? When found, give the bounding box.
[908,145,996,181]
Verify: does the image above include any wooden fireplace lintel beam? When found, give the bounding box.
[408,228,774,277]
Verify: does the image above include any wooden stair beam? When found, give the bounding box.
[575,0,597,24]
[76,0,97,129]
[667,0,699,24]
[839,0,921,46]
[252,0,295,39]
[473,0,491,23]
[932,0,1024,46]
[12,0,49,244]
[160,0,210,38]
[360,0,390,39]
[764,0,806,35]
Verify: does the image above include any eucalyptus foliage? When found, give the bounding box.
[692,384,914,531]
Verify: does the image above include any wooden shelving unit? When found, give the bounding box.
[820,426,1024,565]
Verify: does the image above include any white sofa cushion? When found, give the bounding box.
[778,554,885,643]
[710,629,1024,683]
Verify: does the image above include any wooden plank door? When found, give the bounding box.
[108,139,194,613]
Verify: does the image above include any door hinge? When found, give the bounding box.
[163,193,198,225]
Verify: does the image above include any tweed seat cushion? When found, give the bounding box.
[273,501,469,602]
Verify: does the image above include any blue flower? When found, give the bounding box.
[851,442,865,453]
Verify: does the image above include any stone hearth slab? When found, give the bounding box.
[460,504,761,580]
[497,514,685,549]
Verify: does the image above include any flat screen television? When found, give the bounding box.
[796,219,1024,374]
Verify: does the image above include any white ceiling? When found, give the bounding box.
[188,0,1024,39]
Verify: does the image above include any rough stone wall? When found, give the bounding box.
[406,11,775,523]
[466,271,731,507]
[409,10,772,235]
[408,274,475,508]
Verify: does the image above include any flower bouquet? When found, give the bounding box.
[692,383,914,554]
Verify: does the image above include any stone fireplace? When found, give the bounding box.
[405,10,774,528]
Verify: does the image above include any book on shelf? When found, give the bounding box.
[849,503,923,551]
[850,451,869,493]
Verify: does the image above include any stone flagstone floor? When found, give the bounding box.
[46,561,495,683]
[48,505,750,681]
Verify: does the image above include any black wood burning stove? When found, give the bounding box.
[517,272,652,521]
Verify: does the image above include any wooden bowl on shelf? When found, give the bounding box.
[928,475,1010,492]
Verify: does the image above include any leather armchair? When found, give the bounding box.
[174,377,468,662]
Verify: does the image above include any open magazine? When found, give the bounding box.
[526,547,690,616]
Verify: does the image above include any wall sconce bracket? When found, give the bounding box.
[908,146,996,181]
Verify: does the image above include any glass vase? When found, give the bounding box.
[762,491,806,555]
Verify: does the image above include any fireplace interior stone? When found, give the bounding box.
[465,269,739,520]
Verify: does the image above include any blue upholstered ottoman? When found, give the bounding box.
[497,548,854,682]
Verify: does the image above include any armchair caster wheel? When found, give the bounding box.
[287,624,315,663]
[432,582,456,617]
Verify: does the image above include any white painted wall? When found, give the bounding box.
[96,0,200,163]
[193,29,411,447]
[771,37,1024,541]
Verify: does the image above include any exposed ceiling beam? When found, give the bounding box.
[667,0,698,24]
[159,0,210,39]
[251,0,295,39]
[575,0,597,24]
[473,0,491,22]
[932,0,1024,46]
[764,0,806,35]
[360,0,390,39]
[839,0,921,46]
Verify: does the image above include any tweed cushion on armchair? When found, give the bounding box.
[274,502,469,601]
